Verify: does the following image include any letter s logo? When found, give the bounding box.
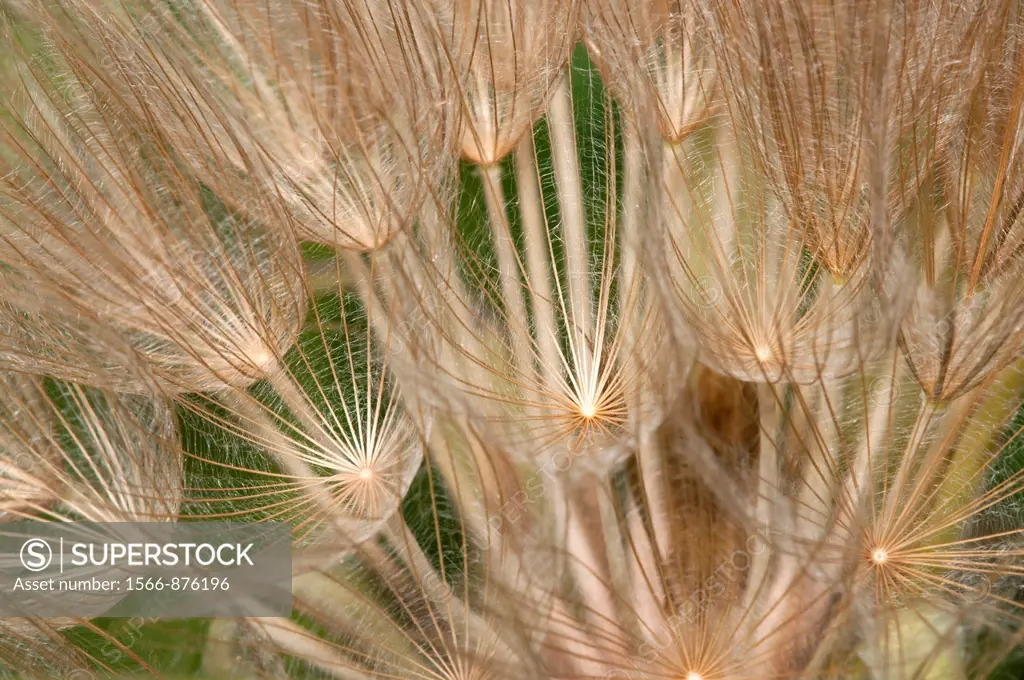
[20,539,52,572]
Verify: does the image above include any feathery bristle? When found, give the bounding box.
[180,250,425,558]
[0,20,307,392]
[1,1,1023,679]
[435,0,579,166]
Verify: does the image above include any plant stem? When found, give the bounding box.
[623,124,670,556]
[748,382,780,608]
[548,74,593,363]
[515,134,562,396]
[479,162,531,382]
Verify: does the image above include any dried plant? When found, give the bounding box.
[891,2,1024,401]
[0,369,181,674]
[584,0,716,143]
[436,0,579,166]
[0,372,181,523]
[1,1,1023,680]
[178,249,427,564]
[70,0,460,250]
[0,19,308,393]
